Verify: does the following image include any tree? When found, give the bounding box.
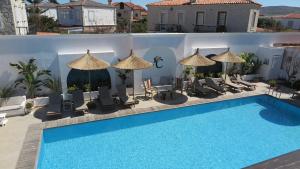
[132,18,147,33]
[258,18,284,31]
[10,59,52,98]
[26,0,59,34]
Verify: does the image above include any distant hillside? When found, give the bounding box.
[260,6,300,16]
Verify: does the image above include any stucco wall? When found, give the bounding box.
[147,4,260,32]
[275,18,300,30]
[58,6,83,26]
[41,8,58,21]
[0,33,299,95]
[82,7,116,26]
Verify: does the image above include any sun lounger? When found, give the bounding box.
[222,75,243,92]
[98,87,114,109]
[117,85,136,107]
[236,74,256,90]
[205,78,226,93]
[194,80,211,96]
[73,90,88,113]
[0,113,8,126]
[292,90,300,98]
[46,93,62,118]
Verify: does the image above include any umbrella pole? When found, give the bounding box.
[89,70,91,102]
[133,70,135,100]
[225,62,228,81]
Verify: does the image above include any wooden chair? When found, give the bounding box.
[143,79,155,99]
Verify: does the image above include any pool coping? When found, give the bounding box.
[15,92,299,169]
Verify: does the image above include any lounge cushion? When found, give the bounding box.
[0,105,22,112]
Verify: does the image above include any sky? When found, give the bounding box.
[57,0,300,7]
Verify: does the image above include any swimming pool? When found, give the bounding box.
[38,95,300,169]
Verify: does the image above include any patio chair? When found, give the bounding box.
[98,87,115,109]
[194,80,211,96]
[143,79,155,99]
[46,93,62,118]
[0,113,8,126]
[175,78,184,94]
[235,74,256,90]
[222,75,243,92]
[205,78,226,94]
[72,90,88,113]
[117,85,136,107]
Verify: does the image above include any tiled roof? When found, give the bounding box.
[28,2,58,8]
[112,2,146,11]
[281,13,300,19]
[60,0,114,8]
[147,0,261,6]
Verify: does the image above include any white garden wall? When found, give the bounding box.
[0,33,299,95]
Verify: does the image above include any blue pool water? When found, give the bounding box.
[38,95,300,169]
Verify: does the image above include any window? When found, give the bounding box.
[217,11,227,26]
[287,21,294,28]
[88,11,95,22]
[177,12,184,25]
[135,13,138,17]
[120,2,124,9]
[196,12,204,25]
[160,12,168,24]
[251,11,257,28]
[69,11,73,20]
[117,12,122,17]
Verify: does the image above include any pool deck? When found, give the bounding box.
[1,82,300,169]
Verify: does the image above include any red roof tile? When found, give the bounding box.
[281,13,300,19]
[112,2,146,11]
[147,0,261,6]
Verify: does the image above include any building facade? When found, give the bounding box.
[0,0,28,35]
[147,0,260,33]
[57,0,117,33]
[274,14,300,30]
[112,2,147,22]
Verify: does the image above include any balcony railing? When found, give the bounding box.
[155,24,183,32]
[194,25,227,33]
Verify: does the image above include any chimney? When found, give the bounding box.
[108,0,112,5]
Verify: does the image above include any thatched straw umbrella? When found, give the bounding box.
[211,48,245,80]
[113,49,153,100]
[68,49,110,101]
[180,48,216,67]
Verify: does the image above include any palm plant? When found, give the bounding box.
[0,85,15,106]
[45,77,62,93]
[10,59,52,98]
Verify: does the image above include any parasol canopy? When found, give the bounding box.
[211,49,245,63]
[113,50,153,70]
[68,50,110,70]
[180,48,216,66]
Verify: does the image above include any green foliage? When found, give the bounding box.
[257,18,284,31]
[132,19,147,33]
[45,77,61,93]
[67,84,78,94]
[292,80,300,90]
[268,80,277,87]
[10,58,52,98]
[183,66,194,80]
[25,102,33,109]
[240,53,261,75]
[193,73,204,79]
[28,14,59,34]
[0,85,15,106]
[116,69,131,84]
[84,84,91,92]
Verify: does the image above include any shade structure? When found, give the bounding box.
[113,50,153,70]
[179,48,216,66]
[68,50,110,101]
[211,49,245,80]
[113,50,153,102]
[211,49,245,63]
[68,50,110,70]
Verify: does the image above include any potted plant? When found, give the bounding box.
[268,80,277,89]
[183,66,194,81]
[10,58,52,99]
[25,101,33,115]
[67,84,78,94]
[116,69,131,85]
[240,52,262,81]
[0,85,15,106]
